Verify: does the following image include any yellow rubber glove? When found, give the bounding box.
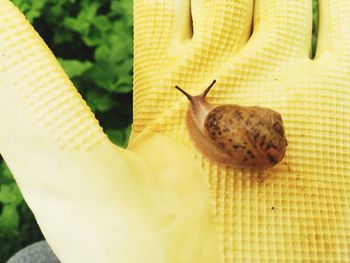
[0,1,220,262]
[1,0,350,262]
[134,0,350,261]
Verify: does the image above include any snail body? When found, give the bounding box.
[175,80,288,170]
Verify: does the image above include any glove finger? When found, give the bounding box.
[316,0,350,57]
[191,0,253,56]
[253,0,312,59]
[133,0,192,132]
[134,0,191,83]
[132,0,254,132]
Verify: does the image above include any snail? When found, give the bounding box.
[175,80,288,170]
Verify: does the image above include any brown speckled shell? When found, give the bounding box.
[204,105,287,169]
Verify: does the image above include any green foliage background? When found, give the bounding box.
[0,0,318,261]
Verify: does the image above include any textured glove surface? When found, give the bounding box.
[0,0,349,262]
[0,0,220,262]
[133,0,350,261]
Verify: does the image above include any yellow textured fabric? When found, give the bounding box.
[0,0,349,262]
[133,0,350,261]
[0,1,221,262]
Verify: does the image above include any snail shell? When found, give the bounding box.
[175,80,288,170]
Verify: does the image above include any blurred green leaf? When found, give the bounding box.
[0,185,23,205]
[111,0,133,26]
[94,44,109,61]
[86,90,118,112]
[94,16,112,32]
[0,162,14,185]
[116,76,132,93]
[0,205,20,236]
[86,62,117,91]
[63,3,100,32]
[58,59,93,78]
[106,126,131,148]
